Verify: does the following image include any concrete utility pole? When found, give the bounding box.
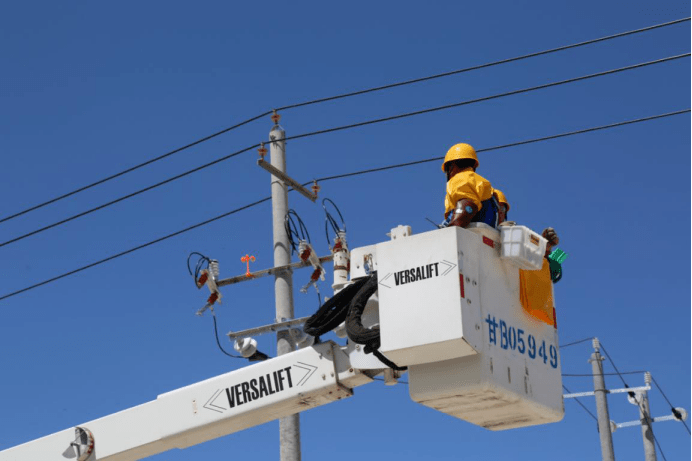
[638,372,658,461]
[590,338,616,461]
[269,116,301,461]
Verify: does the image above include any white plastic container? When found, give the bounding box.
[500,225,546,270]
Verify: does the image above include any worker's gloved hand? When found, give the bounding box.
[542,227,559,256]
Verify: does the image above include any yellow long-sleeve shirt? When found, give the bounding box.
[444,169,494,216]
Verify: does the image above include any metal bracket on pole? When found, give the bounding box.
[611,410,689,431]
[227,316,312,340]
[563,385,651,399]
[217,255,333,287]
[258,158,318,202]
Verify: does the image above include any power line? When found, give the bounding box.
[310,110,690,183]
[634,398,669,461]
[1,54,688,249]
[278,54,689,146]
[0,113,271,225]
[599,342,630,388]
[560,337,595,349]
[0,143,262,248]
[277,17,690,111]
[563,384,598,422]
[651,375,691,435]
[3,17,687,225]
[0,108,687,302]
[0,197,271,302]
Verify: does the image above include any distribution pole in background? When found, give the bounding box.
[269,114,301,461]
[638,372,658,461]
[590,338,616,461]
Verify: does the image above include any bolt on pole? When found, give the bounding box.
[638,372,657,461]
[269,116,301,461]
[590,338,616,461]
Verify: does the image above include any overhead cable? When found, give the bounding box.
[0,144,262,248]
[651,375,691,435]
[2,17,687,225]
[563,384,598,422]
[277,54,689,146]
[599,342,631,388]
[0,109,687,302]
[0,113,270,225]
[634,397,669,461]
[0,197,271,302]
[560,337,596,348]
[1,54,688,249]
[310,110,690,183]
[277,17,690,111]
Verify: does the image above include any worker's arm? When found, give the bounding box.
[445,172,490,227]
[542,227,559,256]
[449,199,478,228]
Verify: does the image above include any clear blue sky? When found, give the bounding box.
[1,1,690,460]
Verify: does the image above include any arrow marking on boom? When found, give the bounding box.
[440,260,456,276]
[293,362,318,386]
[203,389,226,413]
[378,273,393,289]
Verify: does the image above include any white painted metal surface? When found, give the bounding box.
[374,225,564,430]
[0,342,367,461]
[377,226,482,365]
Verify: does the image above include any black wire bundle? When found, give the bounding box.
[303,276,370,337]
[345,272,407,371]
[322,198,346,246]
[284,209,310,254]
[187,252,211,286]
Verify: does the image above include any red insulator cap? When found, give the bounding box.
[311,268,321,281]
[300,247,311,261]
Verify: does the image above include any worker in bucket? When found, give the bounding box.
[442,144,560,255]
[442,143,498,228]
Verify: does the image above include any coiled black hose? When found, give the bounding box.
[303,276,369,337]
[346,272,407,371]
[345,272,381,347]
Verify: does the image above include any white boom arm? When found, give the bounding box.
[0,341,371,461]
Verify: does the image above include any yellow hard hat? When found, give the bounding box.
[493,188,510,211]
[442,143,478,171]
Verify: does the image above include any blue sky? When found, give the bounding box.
[0,1,690,460]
